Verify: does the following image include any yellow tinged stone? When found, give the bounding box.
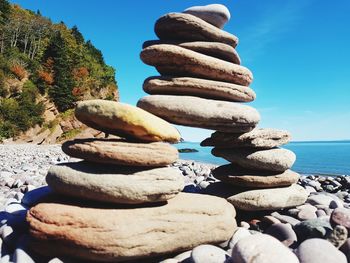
[75,100,181,143]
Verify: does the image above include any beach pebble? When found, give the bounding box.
[271,212,301,226]
[327,225,348,248]
[294,218,333,241]
[191,244,229,263]
[340,238,350,261]
[184,4,230,28]
[296,238,347,263]
[231,234,299,263]
[265,223,297,247]
[331,207,350,230]
[229,227,251,248]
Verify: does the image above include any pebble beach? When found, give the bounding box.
[1,144,350,262]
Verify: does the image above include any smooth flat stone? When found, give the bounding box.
[143,40,240,64]
[155,13,238,47]
[62,138,178,167]
[191,244,229,263]
[212,147,296,172]
[46,162,184,204]
[183,4,230,28]
[75,100,181,143]
[27,193,237,262]
[143,76,255,102]
[228,184,308,211]
[213,164,300,188]
[201,128,291,148]
[231,234,299,263]
[296,238,347,263]
[140,44,252,86]
[137,95,260,133]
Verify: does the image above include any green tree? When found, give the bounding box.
[71,25,84,45]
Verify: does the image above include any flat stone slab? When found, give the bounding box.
[155,13,238,47]
[143,40,240,64]
[62,138,178,167]
[75,100,181,143]
[183,4,230,29]
[46,162,184,204]
[201,128,291,148]
[213,164,300,188]
[26,193,237,262]
[140,44,252,86]
[227,184,308,211]
[137,95,260,133]
[143,76,255,102]
[212,147,296,172]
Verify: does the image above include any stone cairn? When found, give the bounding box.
[25,100,236,262]
[137,4,309,213]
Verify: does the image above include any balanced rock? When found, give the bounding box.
[137,95,260,132]
[75,100,181,143]
[213,164,300,188]
[143,40,240,64]
[155,13,238,47]
[201,128,291,148]
[212,147,296,172]
[183,4,231,29]
[46,162,184,204]
[62,138,178,167]
[26,193,237,262]
[231,234,299,263]
[143,76,255,102]
[228,184,308,211]
[140,44,252,86]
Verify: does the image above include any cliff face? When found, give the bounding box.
[0,2,119,143]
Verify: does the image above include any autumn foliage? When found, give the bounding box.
[10,64,27,80]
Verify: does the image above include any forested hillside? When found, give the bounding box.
[0,0,118,141]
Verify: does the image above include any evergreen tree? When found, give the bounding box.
[46,31,75,111]
[71,25,84,45]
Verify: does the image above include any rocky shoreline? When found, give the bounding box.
[1,144,350,262]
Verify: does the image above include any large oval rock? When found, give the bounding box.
[183,4,230,29]
[265,223,297,247]
[294,218,333,241]
[231,234,299,263]
[46,162,184,204]
[228,184,308,211]
[75,100,181,143]
[143,76,255,102]
[331,207,350,231]
[296,238,347,263]
[155,13,238,47]
[140,44,252,86]
[26,193,237,262]
[191,244,229,263]
[201,128,291,148]
[62,138,178,166]
[143,40,240,64]
[213,164,300,188]
[137,95,260,133]
[212,147,296,172]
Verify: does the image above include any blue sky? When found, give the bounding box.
[11,0,350,142]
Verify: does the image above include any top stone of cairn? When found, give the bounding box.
[75,100,181,143]
[183,4,231,29]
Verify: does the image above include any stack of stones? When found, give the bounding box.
[25,100,237,262]
[137,4,308,212]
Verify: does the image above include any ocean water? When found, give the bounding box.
[175,141,350,176]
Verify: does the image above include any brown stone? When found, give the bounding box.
[140,44,253,86]
[212,147,296,172]
[143,40,240,64]
[75,100,181,143]
[155,13,238,47]
[137,95,260,133]
[27,193,237,262]
[213,164,300,188]
[62,138,178,166]
[201,128,291,149]
[143,76,255,102]
[46,162,184,204]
